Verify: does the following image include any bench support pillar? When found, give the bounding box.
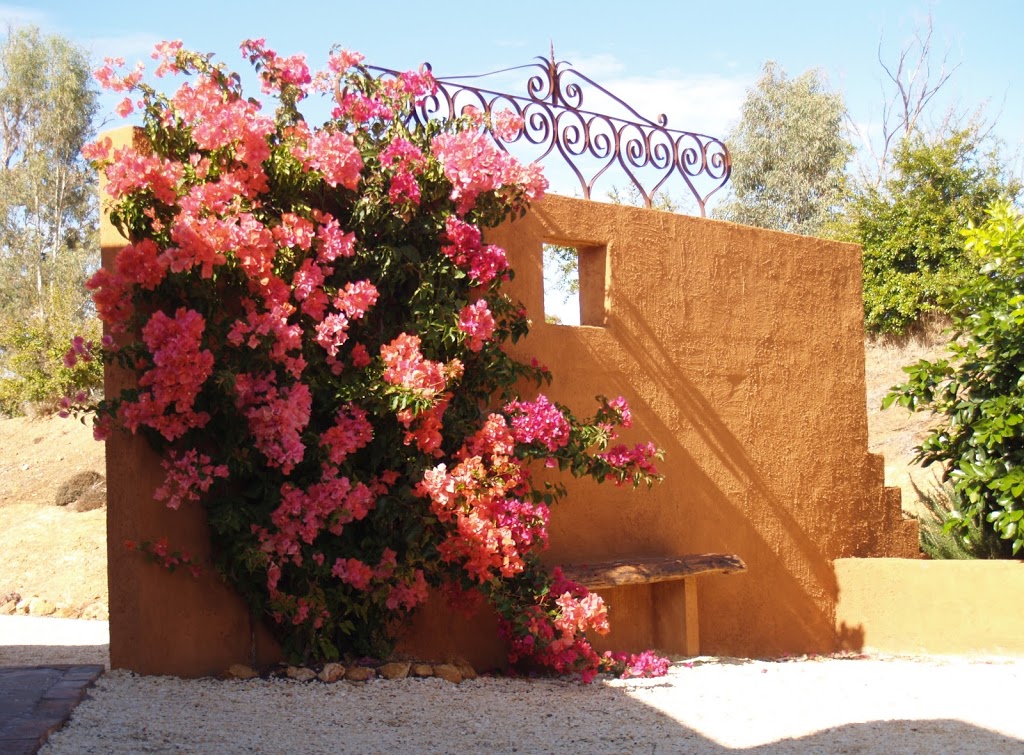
[651,578,700,656]
[684,577,699,657]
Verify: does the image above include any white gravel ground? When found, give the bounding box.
[4,617,1023,754]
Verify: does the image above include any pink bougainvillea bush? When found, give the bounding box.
[76,39,663,680]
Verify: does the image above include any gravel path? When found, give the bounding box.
[4,618,1023,753]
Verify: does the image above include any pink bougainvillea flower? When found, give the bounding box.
[294,129,363,189]
[607,396,633,428]
[332,557,374,590]
[241,38,311,98]
[62,335,93,369]
[81,136,113,163]
[457,299,496,351]
[328,48,364,73]
[312,211,357,261]
[151,40,184,77]
[492,109,525,142]
[598,442,660,485]
[155,449,229,510]
[116,308,214,441]
[441,216,509,285]
[234,373,311,473]
[321,404,374,464]
[431,129,547,215]
[273,213,316,251]
[503,394,571,452]
[349,342,371,368]
[93,57,144,92]
[103,146,184,205]
[385,569,429,610]
[380,333,451,398]
[115,97,134,117]
[115,238,167,290]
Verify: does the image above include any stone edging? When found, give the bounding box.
[0,664,105,754]
[224,658,478,685]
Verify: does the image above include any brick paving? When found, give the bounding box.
[0,665,104,754]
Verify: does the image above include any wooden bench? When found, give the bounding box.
[562,553,746,657]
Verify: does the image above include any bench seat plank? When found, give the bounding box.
[562,553,746,589]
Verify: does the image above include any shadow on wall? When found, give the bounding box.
[612,295,841,649]
[539,321,839,657]
[835,622,867,654]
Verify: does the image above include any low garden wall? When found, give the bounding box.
[835,558,1024,657]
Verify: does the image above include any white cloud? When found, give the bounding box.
[0,3,48,29]
[596,73,749,139]
[562,52,625,79]
[81,31,163,64]
[544,51,748,138]
[439,51,747,139]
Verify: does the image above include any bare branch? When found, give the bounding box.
[861,12,963,188]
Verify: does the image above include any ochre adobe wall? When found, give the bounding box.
[835,558,1024,656]
[100,127,281,676]
[101,128,917,674]
[479,195,919,659]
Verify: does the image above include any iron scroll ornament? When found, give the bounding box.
[354,54,732,216]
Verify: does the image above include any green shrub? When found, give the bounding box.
[911,481,1007,559]
[855,129,1017,334]
[0,311,102,417]
[885,202,1024,554]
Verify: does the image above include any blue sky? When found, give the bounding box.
[5,1,1022,320]
[5,1,1022,185]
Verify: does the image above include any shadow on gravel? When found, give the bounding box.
[0,645,109,667]
[740,721,1024,753]
[31,667,1024,754]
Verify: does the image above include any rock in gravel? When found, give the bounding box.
[0,600,16,615]
[80,601,108,620]
[26,597,56,616]
[344,666,376,682]
[70,482,107,512]
[377,662,411,680]
[432,664,463,684]
[54,470,104,507]
[226,664,259,680]
[318,663,346,683]
[286,666,317,682]
[410,663,434,678]
[453,658,477,680]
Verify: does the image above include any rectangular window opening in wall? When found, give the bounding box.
[542,242,608,327]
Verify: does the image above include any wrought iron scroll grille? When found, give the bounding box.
[362,54,732,216]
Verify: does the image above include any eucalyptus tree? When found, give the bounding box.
[714,61,854,238]
[0,25,100,412]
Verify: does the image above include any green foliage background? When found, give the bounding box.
[885,203,1024,555]
[0,26,102,415]
[852,129,1019,333]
